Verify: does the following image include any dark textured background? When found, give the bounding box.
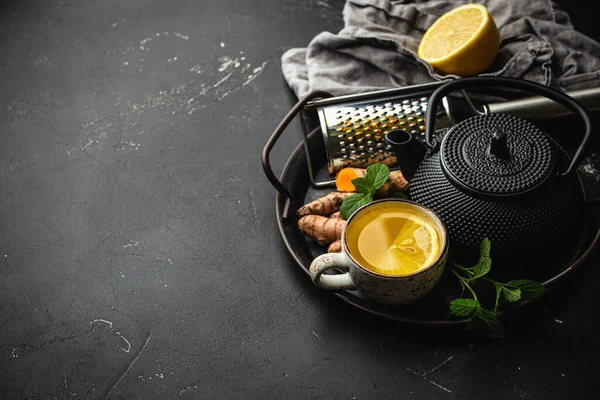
[1,1,599,399]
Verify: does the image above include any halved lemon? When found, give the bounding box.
[358,212,440,276]
[417,4,499,77]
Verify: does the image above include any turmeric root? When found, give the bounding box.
[296,192,353,218]
[329,211,343,219]
[376,170,409,197]
[298,215,345,246]
[328,240,342,253]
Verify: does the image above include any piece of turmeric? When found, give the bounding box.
[298,215,345,246]
[329,211,343,219]
[296,192,353,218]
[327,240,342,253]
[335,168,364,192]
[376,170,409,197]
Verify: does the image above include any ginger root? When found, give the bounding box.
[296,191,353,218]
[327,240,342,253]
[298,215,345,246]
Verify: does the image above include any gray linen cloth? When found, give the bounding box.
[281,0,600,98]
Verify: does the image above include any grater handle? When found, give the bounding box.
[262,90,334,220]
[425,77,593,177]
[487,87,600,119]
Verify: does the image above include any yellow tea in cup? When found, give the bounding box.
[346,202,442,276]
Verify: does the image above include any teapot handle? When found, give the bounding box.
[425,77,593,176]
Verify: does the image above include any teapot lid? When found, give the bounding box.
[440,114,554,196]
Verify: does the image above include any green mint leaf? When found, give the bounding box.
[365,163,390,191]
[351,177,372,194]
[504,280,547,299]
[340,193,373,220]
[450,298,480,316]
[473,307,504,339]
[501,286,522,302]
[468,257,491,281]
[480,237,491,259]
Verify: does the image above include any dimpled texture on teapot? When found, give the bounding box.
[441,114,554,195]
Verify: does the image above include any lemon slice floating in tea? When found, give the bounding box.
[357,212,440,276]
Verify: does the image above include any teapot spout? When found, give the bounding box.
[385,130,426,182]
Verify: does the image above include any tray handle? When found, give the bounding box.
[585,199,600,208]
[261,90,333,219]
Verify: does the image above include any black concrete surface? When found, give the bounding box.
[1,1,600,399]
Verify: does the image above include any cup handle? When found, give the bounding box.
[309,253,356,291]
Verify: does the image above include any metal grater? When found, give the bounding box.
[302,82,455,186]
[316,96,454,175]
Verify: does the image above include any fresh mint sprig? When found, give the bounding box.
[450,238,547,338]
[340,163,390,219]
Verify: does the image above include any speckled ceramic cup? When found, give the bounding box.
[309,199,448,305]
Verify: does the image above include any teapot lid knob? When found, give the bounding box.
[488,129,510,159]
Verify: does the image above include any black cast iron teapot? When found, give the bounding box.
[386,77,593,254]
